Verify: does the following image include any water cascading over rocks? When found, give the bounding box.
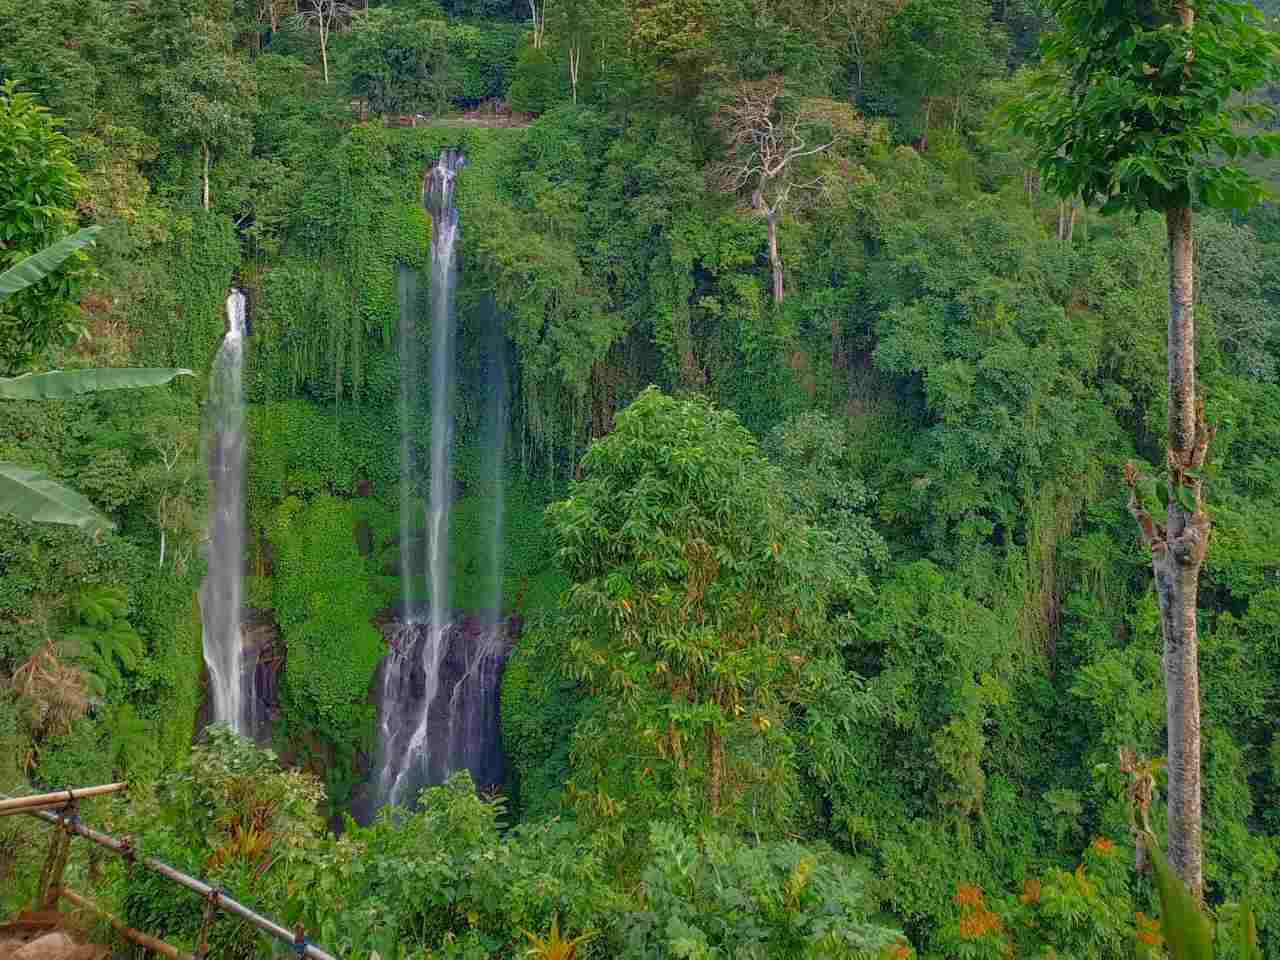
[201,289,252,735]
[368,148,515,815]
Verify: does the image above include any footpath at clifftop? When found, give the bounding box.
[0,913,106,960]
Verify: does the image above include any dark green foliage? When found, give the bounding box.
[1013,0,1280,213]
[508,42,564,115]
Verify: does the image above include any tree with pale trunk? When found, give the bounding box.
[158,44,257,211]
[712,76,865,304]
[143,416,200,573]
[1013,0,1280,901]
[291,0,359,84]
[546,0,602,102]
[528,0,546,49]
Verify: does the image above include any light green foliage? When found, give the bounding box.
[0,83,91,374]
[269,495,388,802]
[548,388,857,840]
[115,728,326,960]
[622,822,901,960]
[293,773,621,958]
[0,228,100,302]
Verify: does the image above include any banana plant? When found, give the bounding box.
[1142,844,1262,960]
[0,229,193,534]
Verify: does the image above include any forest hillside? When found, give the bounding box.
[2,1,1280,958]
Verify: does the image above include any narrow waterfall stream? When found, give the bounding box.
[202,289,249,735]
[373,148,517,814]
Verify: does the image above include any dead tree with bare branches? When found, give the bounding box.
[291,0,358,84]
[712,76,863,304]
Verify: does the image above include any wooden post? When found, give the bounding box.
[37,825,71,909]
[56,887,196,960]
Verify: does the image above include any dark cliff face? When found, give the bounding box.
[196,609,280,747]
[353,612,517,824]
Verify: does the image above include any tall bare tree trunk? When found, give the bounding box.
[201,142,210,211]
[1159,201,1207,901]
[320,18,330,83]
[569,44,580,104]
[767,211,784,304]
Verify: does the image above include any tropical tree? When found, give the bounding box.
[157,39,257,210]
[712,76,866,303]
[344,9,455,118]
[1012,0,1280,899]
[883,0,1005,132]
[292,0,359,85]
[546,388,859,840]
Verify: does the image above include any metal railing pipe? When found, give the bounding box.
[24,806,338,960]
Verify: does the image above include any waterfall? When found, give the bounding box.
[359,149,516,821]
[380,149,466,807]
[202,289,249,735]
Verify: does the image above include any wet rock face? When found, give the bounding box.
[353,612,517,824]
[196,609,281,747]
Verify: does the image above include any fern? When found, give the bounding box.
[61,586,143,698]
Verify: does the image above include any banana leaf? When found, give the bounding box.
[0,462,114,534]
[0,367,193,400]
[0,227,101,301]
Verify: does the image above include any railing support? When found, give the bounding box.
[55,886,195,960]
[8,801,339,960]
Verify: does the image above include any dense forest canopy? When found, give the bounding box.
[2,0,1280,957]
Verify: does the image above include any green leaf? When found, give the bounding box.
[1150,845,1213,960]
[1239,898,1262,960]
[0,227,101,302]
[0,461,115,534]
[0,367,193,400]
[1176,485,1197,514]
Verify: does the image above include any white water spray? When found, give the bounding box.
[384,149,465,806]
[202,289,248,734]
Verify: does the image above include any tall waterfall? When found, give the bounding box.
[378,148,466,807]
[202,289,248,734]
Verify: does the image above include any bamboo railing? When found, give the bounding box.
[7,786,339,960]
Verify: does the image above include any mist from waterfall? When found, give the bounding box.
[396,265,423,622]
[382,148,465,807]
[202,289,248,734]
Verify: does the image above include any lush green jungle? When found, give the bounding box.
[3,0,1280,957]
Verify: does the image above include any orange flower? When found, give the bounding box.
[958,905,1002,940]
[1020,878,1042,905]
[1092,836,1115,854]
[1135,912,1163,947]
[889,943,911,960]
[954,883,985,907]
